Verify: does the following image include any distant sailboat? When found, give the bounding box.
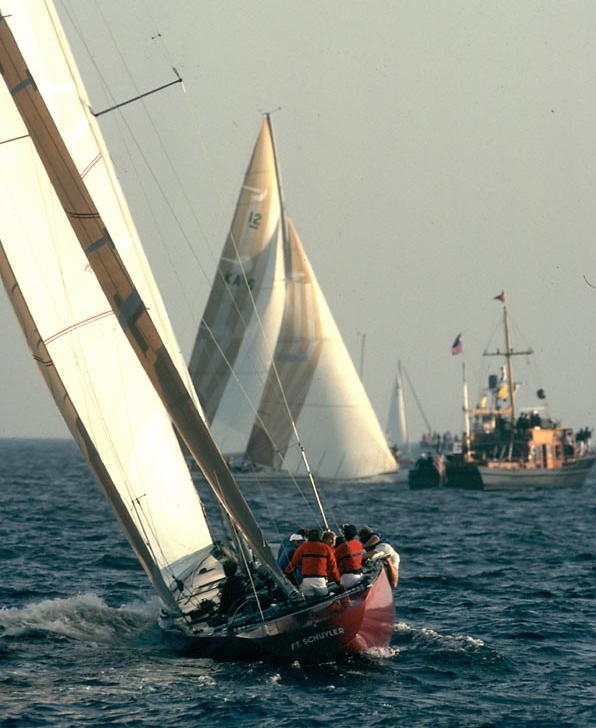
[0,2,395,661]
[188,119,285,457]
[189,118,397,481]
[385,361,409,456]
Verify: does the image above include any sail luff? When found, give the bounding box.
[0,243,181,614]
[0,14,291,595]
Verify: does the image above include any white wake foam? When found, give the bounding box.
[394,621,485,650]
[0,592,156,643]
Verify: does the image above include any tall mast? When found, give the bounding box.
[484,293,532,431]
[358,332,366,381]
[265,113,288,245]
[262,113,329,529]
[397,360,409,452]
[462,361,471,444]
[502,304,516,427]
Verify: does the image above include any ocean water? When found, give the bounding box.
[0,439,594,728]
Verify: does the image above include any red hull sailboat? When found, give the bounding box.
[174,562,395,662]
[0,4,395,662]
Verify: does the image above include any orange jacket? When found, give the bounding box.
[335,539,364,574]
[285,540,340,582]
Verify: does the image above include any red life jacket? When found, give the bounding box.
[286,541,340,581]
[335,539,364,574]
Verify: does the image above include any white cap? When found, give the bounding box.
[289,533,304,542]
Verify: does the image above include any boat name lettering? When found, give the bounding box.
[290,626,344,651]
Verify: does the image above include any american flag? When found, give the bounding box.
[451,333,462,356]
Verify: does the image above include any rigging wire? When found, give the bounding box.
[61,2,336,539]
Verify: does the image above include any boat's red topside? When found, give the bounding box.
[329,564,395,654]
[247,564,395,661]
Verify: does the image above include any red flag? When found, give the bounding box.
[451,333,462,355]
[493,290,505,303]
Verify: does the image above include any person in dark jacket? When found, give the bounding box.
[285,528,340,597]
[218,560,247,615]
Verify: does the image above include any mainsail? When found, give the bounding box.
[188,117,285,455]
[246,219,397,479]
[0,2,291,607]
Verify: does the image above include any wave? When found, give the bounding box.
[395,621,484,648]
[0,592,158,645]
[392,621,509,669]
[363,645,400,660]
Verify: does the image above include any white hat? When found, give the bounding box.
[289,533,305,542]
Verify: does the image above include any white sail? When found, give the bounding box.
[386,364,408,450]
[188,117,285,455]
[0,2,215,613]
[246,219,397,479]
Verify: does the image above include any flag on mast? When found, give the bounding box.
[493,290,505,303]
[451,333,463,356]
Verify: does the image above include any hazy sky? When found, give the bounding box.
[2,0,596,440]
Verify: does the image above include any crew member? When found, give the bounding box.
[335,524,364,587]
[277,530,306,585]
[322,530,336,547]
[285,528,340,597]
[218,560,247,615]
[359,526,400,588]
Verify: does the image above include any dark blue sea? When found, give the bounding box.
[0,439,594,727]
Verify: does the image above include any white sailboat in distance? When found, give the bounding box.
[189,118,397,481]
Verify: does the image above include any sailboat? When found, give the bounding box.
[189,118,398,482]
[445,295,595,490]
[0,3,394,660]
[386,365,408,457]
